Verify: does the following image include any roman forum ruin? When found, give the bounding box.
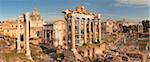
[63,6,102,50]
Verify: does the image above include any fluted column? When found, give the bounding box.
[24,12,32,59]
[71,16,76,49]
[17,16,21,53]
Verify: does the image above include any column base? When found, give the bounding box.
[17,49,21,53]
[26,54,33,62]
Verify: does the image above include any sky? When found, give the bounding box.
[0,0,149,22]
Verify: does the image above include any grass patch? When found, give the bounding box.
[0,50,31,62]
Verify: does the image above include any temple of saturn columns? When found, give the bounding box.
[63,6,102,50]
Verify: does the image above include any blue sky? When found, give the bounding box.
[0,0,149,22]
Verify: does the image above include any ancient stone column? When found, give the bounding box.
[83,18,87,43]
[92,19,96,42]
[24,12,32,59]
[17,16,21,53]
[98,19,101,43]
[78,18,81,44]
[44,30,47,43]
[98,14,101,43]
[89,19,92,44]
[71,16,76,49]
[65,16,69,49]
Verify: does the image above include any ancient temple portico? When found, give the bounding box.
[63,6,102,50]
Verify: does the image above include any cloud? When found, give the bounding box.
[115,0,150,7]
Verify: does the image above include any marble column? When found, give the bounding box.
[17,16,21,53]
[71,17,76,49]
[83,18,87,43]
[24,12,32,59]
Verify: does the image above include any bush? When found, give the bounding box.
[40,45,50,54]
[40,44,57,54]
[49,48,56,53]
[57,53,65,60]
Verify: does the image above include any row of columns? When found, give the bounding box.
[66,15,101,49]
[17,12,32,60]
